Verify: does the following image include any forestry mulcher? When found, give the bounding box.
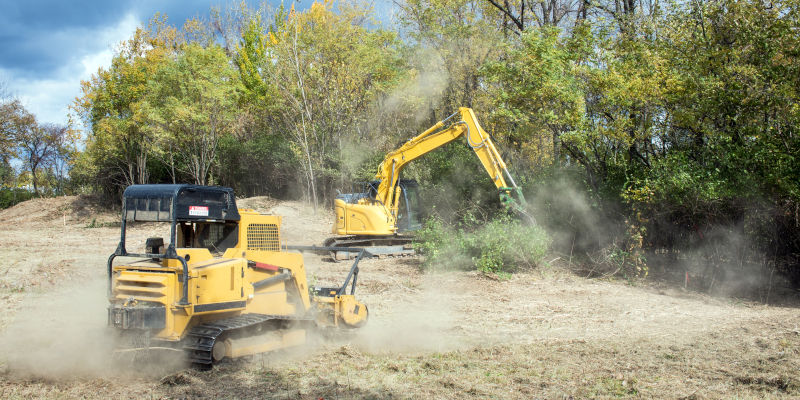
[107,184,368,368]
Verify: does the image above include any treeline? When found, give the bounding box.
[5,0,800,286]
[0,84,75,203]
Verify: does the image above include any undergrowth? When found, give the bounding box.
[414,215,550,275]
[0,188,35,209]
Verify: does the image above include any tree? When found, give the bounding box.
[397,0,503,112]
[484,25,586,169]
[74,19,178,191]
[144,43,242,185]
[0,99,30,184]
[15,123,72,196]
[484,0,584,32]
[236,1,407,210]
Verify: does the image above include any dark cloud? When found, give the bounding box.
[1,1,131,30]
[0,0,394,124]
[0,1,132,76]
[0,0,274,78]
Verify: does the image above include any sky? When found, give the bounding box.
[0,0,396,126]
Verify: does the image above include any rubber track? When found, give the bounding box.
[323,236,417,261]
[183,313,312,368]
[324,236,414,248]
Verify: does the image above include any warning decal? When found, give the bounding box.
[189,206,209,216]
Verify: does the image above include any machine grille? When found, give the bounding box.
[247,223,280,251]
[114,273,169,303]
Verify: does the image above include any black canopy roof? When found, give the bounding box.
[122,184,240,222]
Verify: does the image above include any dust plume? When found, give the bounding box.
[663,223,795,302]
[378,50,449,125]
[337,48,449,185]
[353,273,467,354]
[1,278,119,378]
[529,176,617,255]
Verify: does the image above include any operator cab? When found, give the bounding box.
[119,184,241,256]
[336,179,422,233]
[395,180,422,232]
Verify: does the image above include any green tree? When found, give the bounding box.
[484,25,586,169]
[144,43,242,185]
[236,1,407,209]
[74,27,173,190]
[0,99,31,185]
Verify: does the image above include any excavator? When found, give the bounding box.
[325,107,531,259]
[107,184,368,369]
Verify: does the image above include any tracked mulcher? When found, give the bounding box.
[107,184,368,368]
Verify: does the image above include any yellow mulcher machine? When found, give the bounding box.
[107,184,368,369]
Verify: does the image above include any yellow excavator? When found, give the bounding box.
[325,107,531,259]
[107,184,368,369]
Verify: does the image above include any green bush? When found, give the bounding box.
[414,216,550,275]
[0,188,35,209]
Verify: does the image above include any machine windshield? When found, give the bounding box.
[177,222,239,254]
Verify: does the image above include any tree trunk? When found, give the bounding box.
[30,166,38,196]
[552,129,561,166]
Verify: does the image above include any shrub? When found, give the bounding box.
[414,216,551,275]
[0,188,35,209]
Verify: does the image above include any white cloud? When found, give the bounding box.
[4,12,140,125]
[79,13,139,79]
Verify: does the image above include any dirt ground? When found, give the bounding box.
[0,195,798,399]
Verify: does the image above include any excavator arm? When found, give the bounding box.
[332,107,531,239]
[374,107,529,220]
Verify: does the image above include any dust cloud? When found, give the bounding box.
[353,274,467,354]
[0,278,117,379]
[379,48,449,125]
[665,224,793,302]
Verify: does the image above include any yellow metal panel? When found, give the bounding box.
[237,211,282,252]
[245,250,311,313]
[164,248,215,269]
[193,258,246,307]
[334,199,395,236]
[112,269,187,340]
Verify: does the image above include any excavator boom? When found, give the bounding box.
[373,107,528,220]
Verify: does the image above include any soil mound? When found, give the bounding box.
[0,195,115,225]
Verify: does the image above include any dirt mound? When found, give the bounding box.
[270,201,333,246]
[236,196,278,214]
[0,195,116,226]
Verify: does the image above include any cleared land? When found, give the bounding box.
[0,196,798,399]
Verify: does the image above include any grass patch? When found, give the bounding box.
[84,218,120,228]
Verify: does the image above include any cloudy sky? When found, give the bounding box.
[0,0,394,126]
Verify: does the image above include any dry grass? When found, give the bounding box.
[0,196,798,398]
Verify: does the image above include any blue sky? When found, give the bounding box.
[0,0,396,126]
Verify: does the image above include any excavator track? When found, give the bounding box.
[183,313,313,369]
[322,236,416,261]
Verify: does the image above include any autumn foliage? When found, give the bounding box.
[2,0,797,287]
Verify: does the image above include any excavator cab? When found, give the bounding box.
[395,180,422,232]
[336,179,422,235]
[363,179,421,232]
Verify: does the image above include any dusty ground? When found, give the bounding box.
[0,195,798,399]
